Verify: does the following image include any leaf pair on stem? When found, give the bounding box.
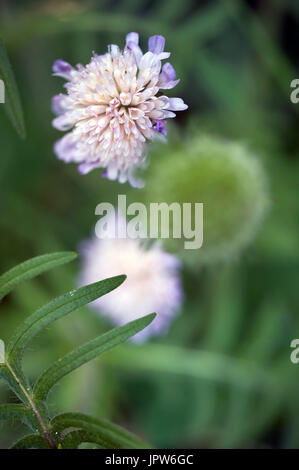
[0,252,155,449]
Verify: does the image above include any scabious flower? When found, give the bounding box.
[79,216,183,341]
[52,33,188,187]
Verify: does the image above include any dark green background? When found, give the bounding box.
[0,0,299,449]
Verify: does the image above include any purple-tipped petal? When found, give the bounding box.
[78,161,100,174]
[52,59,73,80]
[157,52,171,60]
[161,110,176,119]
[126,41,143,65]
[153,119,167,136]
[148,35,165,54]
[52,94,66,115]
[158,62,180,89]
[128,173,145,189]
[52,113,74,131]
[108,44,120,58]
[159,79,180,90]
[54,133,78,162]
[106,165,118,181]
[148,36,170,60]
[161,62,176,80]
[168,97,188,111]
[126,32,139,46]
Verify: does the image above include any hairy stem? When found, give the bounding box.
[5,361,57,449]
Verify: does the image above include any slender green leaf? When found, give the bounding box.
[7,275,127,368]
[61,430,104,449]
[226,0,295,97]
[0,404,37,431]
[34,313,156,401]
[11,434,50,449]
[52,412,150,449]
[0,40,26,137]
[101,343,278,391]
[0,365,29,404]
[0,339,4,363]
[178,3,230,40]
[0,251,77,301]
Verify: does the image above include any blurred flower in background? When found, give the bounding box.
[52,32,187,187]
[79,215,183,341]
[143,135,269,264]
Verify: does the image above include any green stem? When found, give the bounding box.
[5,361,57,449]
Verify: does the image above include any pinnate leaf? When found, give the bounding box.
[7,275,126,369]
[51,412,150,449]
[0,251,77,301]
[0,40,26,138]
[34,313,156,401]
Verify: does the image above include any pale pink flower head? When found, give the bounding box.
[79,216,183,342]
[52,33,188,187]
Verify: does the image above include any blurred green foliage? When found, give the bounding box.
[0,0,299,449]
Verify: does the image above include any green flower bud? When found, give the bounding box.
[144,135,269,265]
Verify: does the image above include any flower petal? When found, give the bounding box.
[160,62,176,80]
[54,133,80,162]
[158,62,180,89]
[52,59,73,80]
[126,32,139,46]
[52,94,68,115]
[78,161,101,174]
[162,110,176,119]
[139,51,158,70]
[148,35,165,54]
[126,41,143,65]
[52,113,75,131]
[157,52,171,60]
[159,79,180,90]
[106,165,118,180]
[168,97,188,111]
[153,119,167,136]
[128,172,145,188]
